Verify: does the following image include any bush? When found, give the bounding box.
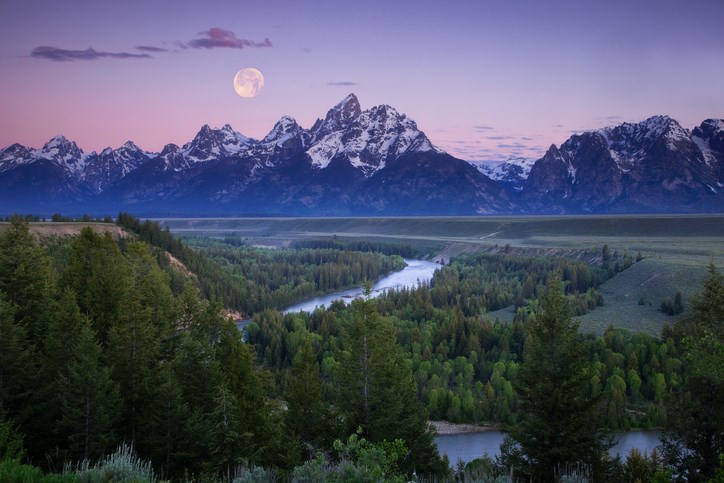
[66,443,155,482]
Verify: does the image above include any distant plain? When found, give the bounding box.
[159,214,723,336]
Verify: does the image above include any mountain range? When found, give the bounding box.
[1,94,722,216]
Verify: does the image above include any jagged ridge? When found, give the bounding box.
[0,99,721,215]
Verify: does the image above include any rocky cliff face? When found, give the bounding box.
[522,116,723,213]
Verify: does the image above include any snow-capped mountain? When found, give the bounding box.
[522,116,723,213]
[468,158,535,192]
[0,98,721,216]
[82,141,153,193]
[306,94,441,177]
[80,94,512,215]
[181,124,253,163]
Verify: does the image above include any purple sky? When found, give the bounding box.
[1,0,723,161]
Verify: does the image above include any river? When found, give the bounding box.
[435,430,662,466]
[283,258,441,313]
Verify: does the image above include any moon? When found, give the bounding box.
[233,68,264,98]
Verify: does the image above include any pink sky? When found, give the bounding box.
[1,0,723,162]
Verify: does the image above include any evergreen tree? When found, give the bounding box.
[0,217,56,344]
[214,317,283,468]
[209,384,246,479]
[0,220,55,460]
[0,292,28,417]
[339,286,446,477]
[29,288,89,460]
[59,320,120,461]
[62,228,132,345]
[285,338,333,456]
[660,264,724,481]
[141,365,191,480]
[507,273,611,481]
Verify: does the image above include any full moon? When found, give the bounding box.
[233,68,264,98]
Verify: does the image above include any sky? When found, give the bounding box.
[1,0,723,162]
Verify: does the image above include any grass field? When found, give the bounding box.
[159,215,723,336]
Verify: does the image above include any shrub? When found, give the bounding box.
[66,443,155,482]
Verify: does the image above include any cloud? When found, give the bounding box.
[31,46,152,61]
[189,28,272,49]
[473,125,496,132]
[497,142,529,149]
[136,45,168,52]
[326,81,358,86]
[485,135,513,140]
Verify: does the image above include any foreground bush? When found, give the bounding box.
[65,443,155,482]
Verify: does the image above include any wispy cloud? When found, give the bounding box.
[188,28,272,49]
[473,125,496,132]
[326,81,358,86]
[31,46,152,62]
[136,45,168,53]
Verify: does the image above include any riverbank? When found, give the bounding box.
[430,421,499,435]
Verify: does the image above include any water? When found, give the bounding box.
[435,431,507,466]
[610,430,662,458]
[283,259,441,313]
[435,430,661,466]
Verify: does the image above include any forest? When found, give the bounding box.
[0,214,722,482]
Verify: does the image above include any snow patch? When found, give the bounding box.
[692,135,718,166]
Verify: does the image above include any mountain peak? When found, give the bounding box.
[161,143,179,156]
[306,95,441,174]
[263,116,302,144]
[322,94,361,128]
[337,93,359,109]
[43,135,72,149]
[183,124,252,162]
[330,93,361,119]
[121,140,141,151]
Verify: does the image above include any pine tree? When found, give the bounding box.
[507,273,611,481]
[62,228,132,345]
[141,366,191,480]
[59,320,120,461]
[214,317,282,468]
[0,217,56,344]
[27,287,89,459]
[0,292,32,425]
[339,286,446,477]
[106,288,160,446]
[660,264,724,481]
[285,338,333,455]
[209,384,246,479]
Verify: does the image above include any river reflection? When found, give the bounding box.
[283,259,441,313]
[435,430,662,466]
